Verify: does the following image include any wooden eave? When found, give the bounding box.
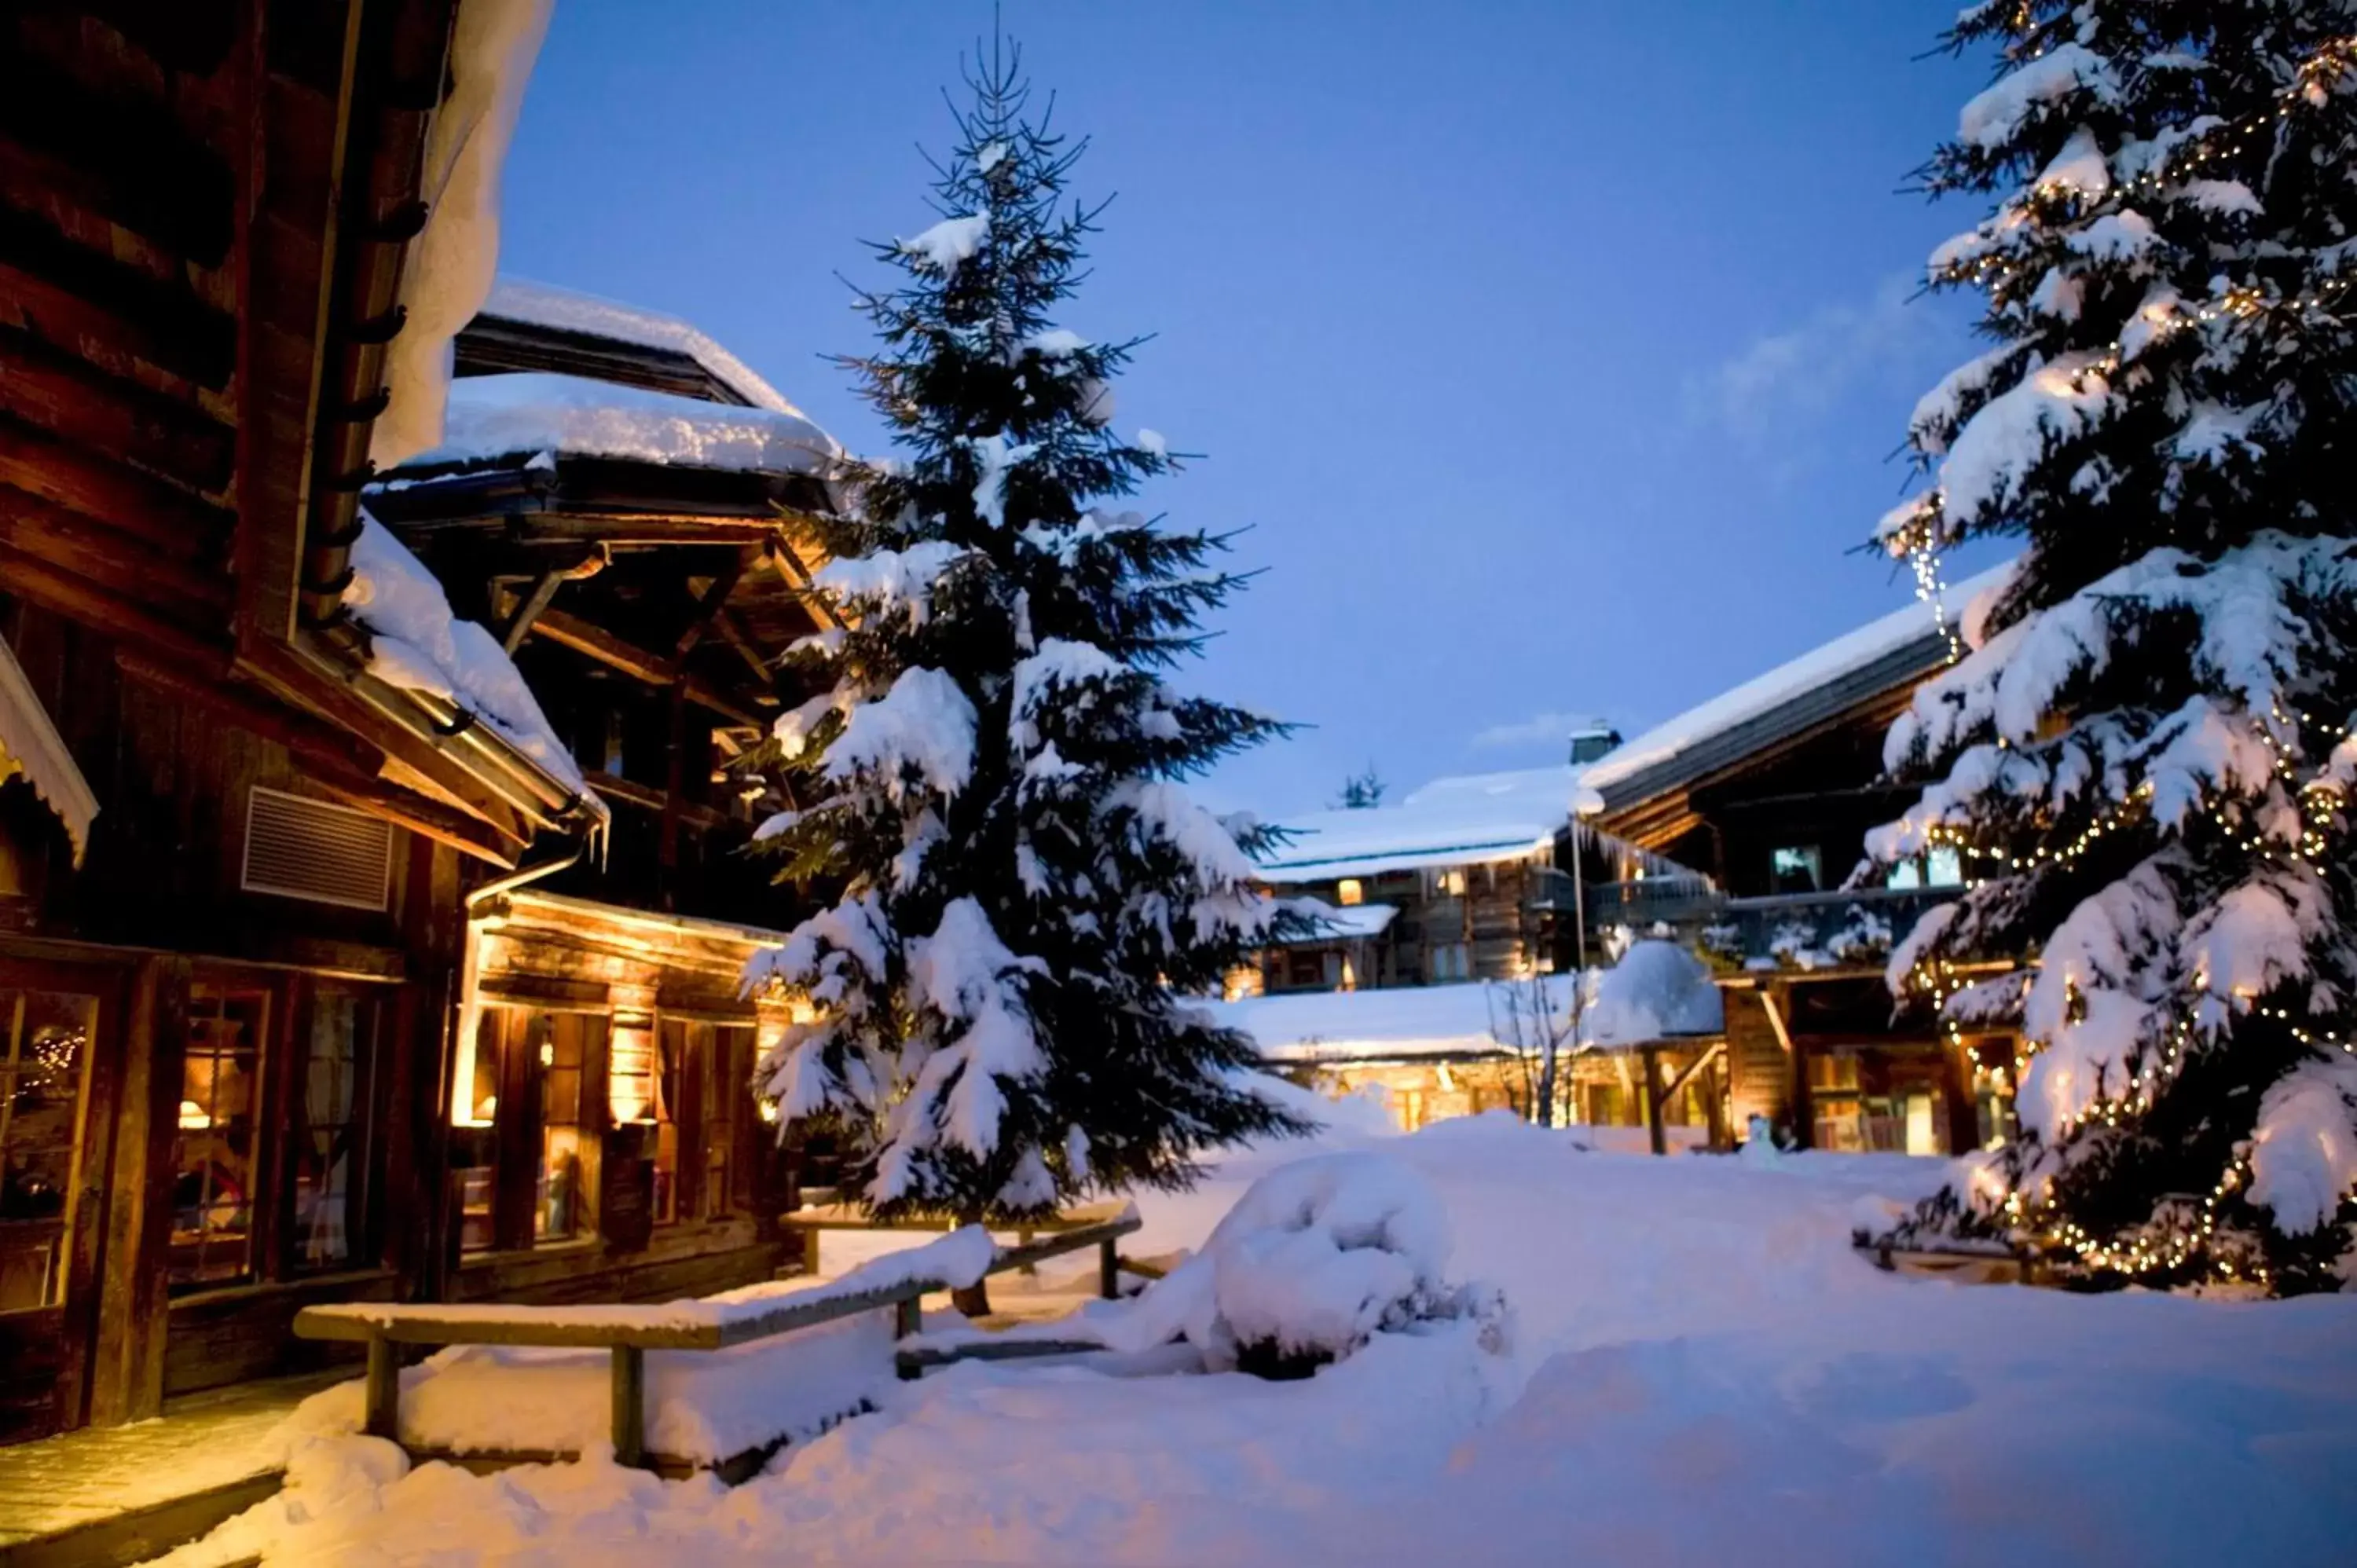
[0,0,596,866]
[454,314,758,406]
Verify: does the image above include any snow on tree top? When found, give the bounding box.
[410,372,841,478]
[1956,42,2121,151]
[479,275,809,415]
[899,213,990,277]
[1582,559,2017,799]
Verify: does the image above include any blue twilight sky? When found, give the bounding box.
[493,1,2013,816]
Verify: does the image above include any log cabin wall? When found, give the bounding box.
[0,593,465,1430]
[1259,854,1554,993]
[0,0,553,1442]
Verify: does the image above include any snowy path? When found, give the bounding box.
[170,1116,2357,1566]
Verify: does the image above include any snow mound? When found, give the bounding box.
[1584,940,1723,1046]
[1102,1152,1506,1376]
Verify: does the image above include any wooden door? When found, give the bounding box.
[0,957,121,1443]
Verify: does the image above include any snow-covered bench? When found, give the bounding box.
[293,1209,1139,1471]
[781,1196,1138,1295]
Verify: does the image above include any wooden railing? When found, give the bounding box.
[294,1211,1141,1470]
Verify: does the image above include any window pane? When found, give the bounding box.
[1926,846,1963,887]
[292,992,374,1271]
[535,1014,597,1244]
[0,990,97,1313]
[455,1012,504,1253]
[171,987,269,1288]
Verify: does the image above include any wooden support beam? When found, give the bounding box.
[581,769,728,833]
[528,604,672,683]
[712,606,779,687]
[1641,1045,1666,1156]
[673,552,753,657]
[500,569,567,654]
[524,606,768,729]
[1758,985,1813,1151]
[1660,1040,1726,1105]
[365,1336,399,1441]
[611,1346,646,1468]
[0,323,233,493]
[0,201,236,387]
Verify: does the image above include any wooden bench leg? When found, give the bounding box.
[612,1346,646,1469]
[1099,1238,1119,1300]
[798,1226,821,1276]
[893,1297,922,1339]
[1017,1227,1037,1277]
[364,1335,399,1442]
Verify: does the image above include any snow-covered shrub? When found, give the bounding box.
[1102,1152,1509,1378]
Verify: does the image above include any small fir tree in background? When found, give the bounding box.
[1337,764,1386,809]
[743,42,1309,1284]
[1869,1,2357,1291]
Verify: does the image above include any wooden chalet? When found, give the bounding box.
[0,0,604,1443]
[1568,564,2024,1156]
[1246,763,1592,995]
[365,281,839,1314]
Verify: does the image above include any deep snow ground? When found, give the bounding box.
[167,1111,2357,1566]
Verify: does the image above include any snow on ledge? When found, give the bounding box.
[480,275,811,416]
[343,512,596,809]
[409,372,841,477]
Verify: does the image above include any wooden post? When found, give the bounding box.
[893,1296,922,1339]
[365,1335,399,1442]
[611,1345,646,1468]
[1017,1225,1037,1278]
[1641,1045,1666,1156]
[796,1225,821,1276]
[1098,1239,1119,1300]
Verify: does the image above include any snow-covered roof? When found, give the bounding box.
[478,277,805,415]
[1207,980,1566,1063]
[1255,766,1578,883]
[1583,561,2018,808]
[408,372,840,478]
[1270,903,1400,945]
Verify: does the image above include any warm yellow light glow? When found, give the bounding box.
[178,1098,211,1130]
[609,1025,657,1125]
[1336,878,1364,907]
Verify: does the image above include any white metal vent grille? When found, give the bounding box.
[241,786,393,910]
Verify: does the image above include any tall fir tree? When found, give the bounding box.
[1869,2,2357,1291]
[743,42,1309,1255]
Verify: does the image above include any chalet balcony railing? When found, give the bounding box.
[1537,874,1963,969]
[1706,884,1962,969]
[1531,871,1721,928]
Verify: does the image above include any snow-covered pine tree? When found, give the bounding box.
[1868,2,2357,1292]
[743,42,1309,1269]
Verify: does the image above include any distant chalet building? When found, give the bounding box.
[367,281,843,1304]
[1246,726,1623,995]
[1574,562,2024,1157]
